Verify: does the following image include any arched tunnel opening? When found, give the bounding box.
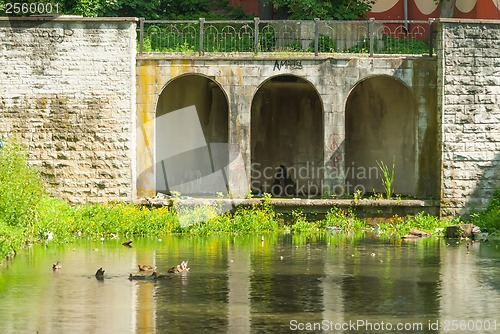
[155,74,229,196]
[345,75,417,197]
[251,75,324,197]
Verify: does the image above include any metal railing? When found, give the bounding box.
[138,18,435,57]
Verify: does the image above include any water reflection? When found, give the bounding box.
[0,235,498,333]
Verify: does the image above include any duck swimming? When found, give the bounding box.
[122,240,133,247]
[52,261,62,270]
[95,267,105,280]
[168,261,190,273]
[138,264,156,271]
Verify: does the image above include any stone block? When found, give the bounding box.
[453,151,497,162]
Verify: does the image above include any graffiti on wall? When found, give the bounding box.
[273,60,303,71]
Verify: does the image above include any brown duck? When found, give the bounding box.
[138,264,156,272]
[52,261,62,270]
[168,261,190,273]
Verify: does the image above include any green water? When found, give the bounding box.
[0,234,499,333]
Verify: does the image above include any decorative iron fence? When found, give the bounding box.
[137,18,435,56]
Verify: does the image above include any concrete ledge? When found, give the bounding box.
[136,53,434,61]
[141,198,441,219]
[436,18,500,24]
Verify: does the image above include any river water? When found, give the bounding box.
[0,234,498,333]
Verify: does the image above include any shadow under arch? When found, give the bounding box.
[345,75,418,197]
[155,73,230,195]
[250,74,324,197]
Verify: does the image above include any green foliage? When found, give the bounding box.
[345,35,430,55]
[470,188,500,234]
[140,25,429,55]
[0,139,47,259]
[408,212,459,235]
[258,29,276,52]
[204,23,255,52]
[227,5,250,19]
[319,207,368,233]
[376,35,431,54]
[270,0,375,20]
[376,212,459,238]
[376,157,395,200]
[66,0,103,16]
[106,0,251,20]
[353,189,362,204]
[289,209,317,233]
[314,34,336,53]
[142,21,259,53]
[0,140,45,231]
[0,0,251,19]
[282,41,302,52]
[0,223,24,261]
[183,199,281,235]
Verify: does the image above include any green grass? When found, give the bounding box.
[376,212,459,238]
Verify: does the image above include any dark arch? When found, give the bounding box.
[345,75,417,196]
[251,74,324,197]
[155,74,229,195]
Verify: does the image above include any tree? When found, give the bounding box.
[269,0,375,20]
[63,0,251,19]
[60,0,168,18]
[0,0,246,19]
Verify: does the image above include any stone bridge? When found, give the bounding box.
[0,17,499,218]
[136,55,438,203]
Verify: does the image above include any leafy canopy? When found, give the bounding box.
[0,0,252,19]
[1,0,374,19]
[270,0,376,20]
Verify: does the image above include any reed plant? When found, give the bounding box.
[376,157,395,200]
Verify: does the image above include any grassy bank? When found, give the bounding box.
[0,140,498,263]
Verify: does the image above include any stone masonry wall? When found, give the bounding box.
[437,19,500,218]
[0,17,137,203]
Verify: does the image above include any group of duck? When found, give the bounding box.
[51,240,190,281]
[52,260,190,281]
[128,261,190,281]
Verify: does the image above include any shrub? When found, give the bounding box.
[0,139,48,259]
[0,140,45,235]
[470,189,500,234]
